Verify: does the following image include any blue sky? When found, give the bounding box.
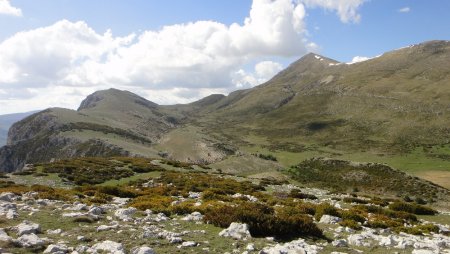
[0,0,449,114]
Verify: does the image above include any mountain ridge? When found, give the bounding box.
[1,40,450,176]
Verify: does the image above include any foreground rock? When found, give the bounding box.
[260,239,321,254]
[219,222,251,240]
[17,233,46,248]
[14,221,41,236]
[91,240,125,254]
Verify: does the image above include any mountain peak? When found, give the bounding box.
[78,88,157,111]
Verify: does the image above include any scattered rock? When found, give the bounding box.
[44,244,69,253]
[181,211,203,221]
[0,192,18,202]
[47,229,63,235]
[219,222,251,240]
[180,241,197,247]
[15,221,41,236]
[17,233,46,247]
[332,239,348,247]
[115,207,137,221]
[92,240,125,254]
[319,215,342,224]
[260,239,321,254]
[132,246,156,254]
[0,228,12,243]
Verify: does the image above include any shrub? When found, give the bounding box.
[130,195,173,214]
[314,203,340,221]
[339,219,362,230]
[289,189,318,200]
[73,217,95,223]
[366,214,402,229]
[343,197,368,204]
[203,202,323,239]
[340,210,366,223]
[388,201,437,215]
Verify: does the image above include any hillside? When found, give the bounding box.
[0,111,38,146]
[1,41,450,183]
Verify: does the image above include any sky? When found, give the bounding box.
[0,0,449,114]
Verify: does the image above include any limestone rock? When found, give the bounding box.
[219,222,251,240]
[15,221,41,236]
[92,240,125,254]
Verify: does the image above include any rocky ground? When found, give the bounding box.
[0,185,449,254]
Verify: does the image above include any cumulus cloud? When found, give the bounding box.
[0,0,22,17]
[398,7,410,13]
[300,0,366,23]
[0,0,368,114]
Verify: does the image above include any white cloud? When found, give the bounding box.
[300,0,366,23]
[233,60,283,88]
[398,7,410,13]
[0,0,368,114]
[0,0,22,17]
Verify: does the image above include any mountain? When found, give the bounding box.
[0,111,39,147]
[1,40,450,177]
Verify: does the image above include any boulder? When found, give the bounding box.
[260,239,321,254]
[180,241,197,247]
[0,229,12,243]
[219,222,251,240]
[44,244,69,253]
[132,246,156,254]
[332,239,348,247]
[114,207,137,221]
[92,240,125,254]
[17,233,45,247]
[319,215,342,224]
[0,192,18,202]
[88,206,103,215]
[181,212,203,221]
[15,221,41,236]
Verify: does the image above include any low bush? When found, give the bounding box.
[314,203,340,221]
[343,197,368,204]
[289,189,318,200]
[339,219,362,230]
[388,201,437,215]
[203,202,323,239]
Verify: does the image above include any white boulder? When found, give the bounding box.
[132,246,156,254]
[319,215,341,224]
[219,222,251,240]
[15,221,41,236]
[92,240,125,254]
[114,207,137,221]
[17,233,45,247]
[44,244,69,253]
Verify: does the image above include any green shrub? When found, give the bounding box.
[203,202,323,239]
[314,203,340,221]
[339,219,362,230]
[340,210,366,223]
[289,189,318,200]
[388,201,437,215]
[343,197,368,204]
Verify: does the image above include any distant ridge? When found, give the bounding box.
[1,40,450,172]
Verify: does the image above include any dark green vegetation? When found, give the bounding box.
[287,158,449,202]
